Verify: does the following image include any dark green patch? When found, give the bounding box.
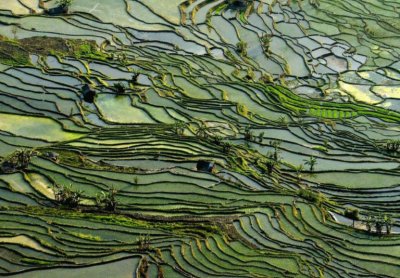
[0,36,109,66]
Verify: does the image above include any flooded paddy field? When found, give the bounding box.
[0,0,399,277]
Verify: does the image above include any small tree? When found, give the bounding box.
[270,140,281,161]
[261,33,272,54]
[374,215,384,235]
[173,121,186,136]
[296,164,304,182]
[344,208,360,227]
[196,122,211,139]
[258,132,264,143]
[384,214,393,235]
[96,186,118,211]
[211,135,223,145]
[244,126,253,141]
[131,72,139,85]
[113,82,127,94]
[266,157,278,175]
[11,26,18,40]
[304,156,317,172]
[54,184,82,208]
[236,40,248,57]
[222,142,233,154]
[364,214,373,233]
[137,234,151,251]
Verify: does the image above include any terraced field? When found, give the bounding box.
[0,0,399,277]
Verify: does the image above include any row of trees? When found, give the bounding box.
[0,149,34,173]
[344,208,393,235]
[243,126,319,172]
[1,149,61,173]
[173,121,320,177]
[384,139,400,153]
[364,213,393,235]
[54,184,119,211]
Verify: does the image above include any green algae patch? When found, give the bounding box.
[0,113,85,142]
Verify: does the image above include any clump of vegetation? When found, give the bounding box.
[309,0,321,8]
[244,126,254,141]
[56,0,74,7]
[112,51,128,65]
[259,73,274,84]
[211,135,223,145]
[195,122,212,139]
[237,103,249,117]
[138,256,149,278]
[0,149,35,173]
[265,156,279,175]
[270,140,281,161]
[385,139,400,153]
[228,0,253,10]
[173,121,186,136]
[112,82,127,94]
[236,40,248,57]
[131,72,140,85]
[81,84,96,103]
[344,208,360,227]
[258,132,264,143]
[261,33,272,54]
[137,234,151,251]
[54,184,82,208]
[221,90,229,100]
[96,186,119,212]
[297,188,327,206]
[245,68,255,81]
[312,145,328,153]
[73,41,108,60]
[222,142,233,154]
[295,164,304,183]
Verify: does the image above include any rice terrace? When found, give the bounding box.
[0,0,399,277]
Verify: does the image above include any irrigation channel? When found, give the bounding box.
[0,0,399,277]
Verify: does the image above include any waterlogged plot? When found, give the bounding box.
[0,0,399,277]
[0,113,85,142]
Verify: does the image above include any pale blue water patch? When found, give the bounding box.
[14,256,141,278]
[89,62,132,79]
[218,170,267,190]
[128,29,205,55]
